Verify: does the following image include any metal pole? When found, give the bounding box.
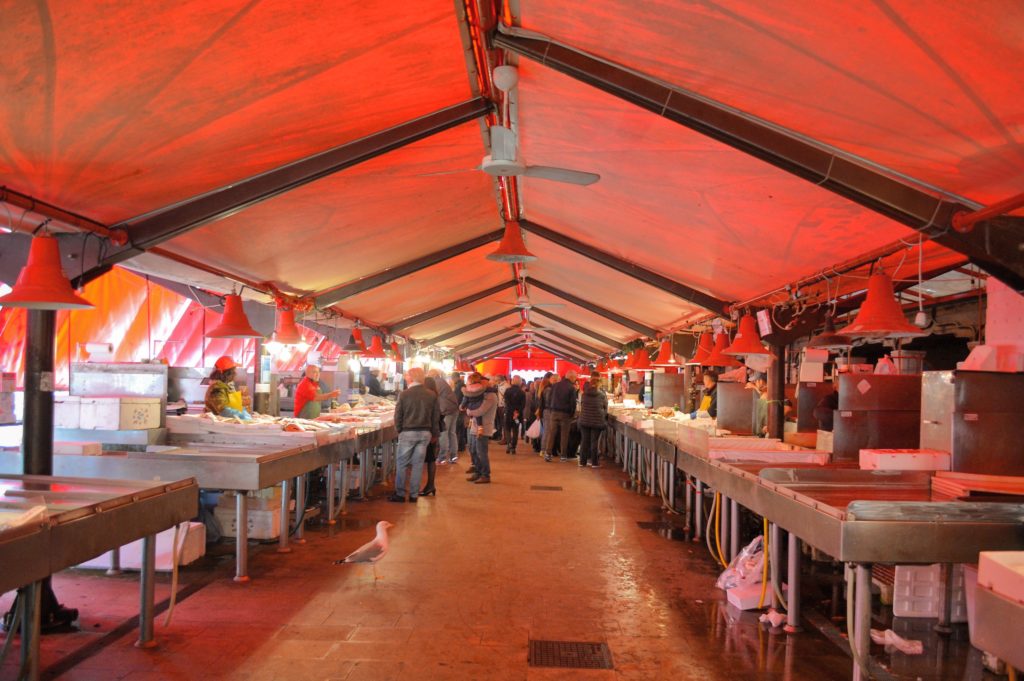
[694,480,703,541]
[135,534,157,648]
[730,499,740,561]
[767,344,785,440]
[668,462,676,511]
[293,473,306,543]
[23,309,56,476]
[721,496,731,561]
[684,475,692,532]
[20,581,42,681]
[770,522,782,609]
[935,563,954,633]
[785,532,803,633]
[853,564,873,681]
[326,463,337,525]
[340,461,349,516]
[277,480,291,553]
[234,491,250,582]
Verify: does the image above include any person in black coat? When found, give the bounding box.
[577,371,608,467]
[502,376,527,454]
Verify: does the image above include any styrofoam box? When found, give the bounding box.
[963,564,979,647]
[77,522,206,572]
[79,396,161,430]
[1,373,15,392]
[0,392,13,415]
[54,396,81,428]
[726,581,786,611]
[859,448,951,471]
[893,564,967,622]
[978,551,1024,603]
[214,505,282,540]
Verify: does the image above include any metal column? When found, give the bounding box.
[935,563,954,633]
[136,534,157,648]
[339,462,349,515]
[767,344,785,440]
[107,547,122,576]
[23,309,56,476]
[326,463,337,525]
[785,532,803,633]
[293,473,306,543]
[20,581,41,681]
[693,480,703,541]
[234,492,250,582]
[277,480,291,553]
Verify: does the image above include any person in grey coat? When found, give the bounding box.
[428,368,459,463]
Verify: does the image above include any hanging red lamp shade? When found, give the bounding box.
[807,316,853,350]
[705,332,742,367]
[725,314,769,356]
[609,358,624,374]
[486,220,537,263]
[0,234,94,309]
[839,270,927,339]
[596,359,607,373]
[207,293,262,338]
[632,346,654,371]
[362,335,387,359]
[390,341,402,358]
[270,307,303,345]
[652,338,680,367]
[688,333,714,365]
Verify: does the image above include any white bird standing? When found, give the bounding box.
[335,521,394,577]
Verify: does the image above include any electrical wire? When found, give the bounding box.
[758,518,770,609]
[713,493,728,567]
[163,521,189,627]
[846,568,870,676]
[705,492,722,566]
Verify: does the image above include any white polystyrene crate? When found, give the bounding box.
[77,522,205,572]
[859,448,951,471]
[213,505,282,540]
[54,441,102,455]
[80,396,161,430]
[0,373,15,392]
[54,396,81,429]
[0,392,14,416]
[893,564,967,622]
[978,551,1024,603]
[726,581,786,611]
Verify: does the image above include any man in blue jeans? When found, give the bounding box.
[390,367,440,502]
[462,372,498,484]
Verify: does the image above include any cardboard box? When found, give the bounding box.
[80,396,161,430]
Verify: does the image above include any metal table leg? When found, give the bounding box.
[277,480,291,554]
[668,463,676,512]
[21,581,41,681]
[107,546,122,575]
[648,450,656,497]
[720,496,731,562]
[694,480,703,541]
[684,475,692,531]
[770,522,781,609]
[359,450,368,498]
[340,462,349,515]
[235,491,251,581]
[853,563,872,681]
[730,499,740,562]
[785,532,802,633]
[293,473,306,544]
[326,463,337,525]
[136,534,157,648]
[935,563,954,633]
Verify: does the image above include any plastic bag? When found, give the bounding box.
[525,419,542,439]
[715,535,764,591]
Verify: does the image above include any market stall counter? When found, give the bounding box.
[0,474,197,680]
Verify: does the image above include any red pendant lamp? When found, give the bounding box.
[207,293,261,338]
[362,335,387,359]
[270,306,303,345]
[632,346,654,372]
[0,234,94,309]
[596,359,608,373]
[688,333,713,365]
[839,270,927,339]
[653,338,680,367]
[486,220,537,263]
[725,314,769,356]
[705,332,741,367]
[390,340,402,360]
[609,358,624,374]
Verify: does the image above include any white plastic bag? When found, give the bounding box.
[525,419,541,439]
[870,628,923,655]
[715,535,764,591]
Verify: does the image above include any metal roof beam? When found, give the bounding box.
[421,309,522,347]
[72,98,493,288]
[495,30,1024,292]
[531,329,606,357]
[530,308,621,349]
[465,335,524,360]
[315,228,504,307]
[530,332,598,360]
[530,343,588,365]
[526,277,659,337]
[451,326,520,353]
[469,342,525,362]
[519,220,728,312]
[386,281,518,332]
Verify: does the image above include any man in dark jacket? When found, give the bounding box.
[577,371,608,467]
[391,367,440,502]
[502,375,527,454]
[543,370,578,462]
[428,369,459,463]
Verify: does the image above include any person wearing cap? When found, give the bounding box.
[205,356,252,420]
[294,364,341,419]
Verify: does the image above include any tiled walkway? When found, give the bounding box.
[5,450,871,680]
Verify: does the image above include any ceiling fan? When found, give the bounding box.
[482,125,599,186]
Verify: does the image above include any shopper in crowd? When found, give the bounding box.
[391,367,440,503]
[461,373,486,475]
[419,376,441,496]
[364,368,386,397]
[533,373,554,454]
[543,369,578,462]
[293,363,341,419]
[746,372,769,435]
[577,371,608,468]
[204,356,254,420]
[493,375,509,442]
[692,371,718,419]
[452,371,467,455]
[462,373,497,483]
[502,375,526,454]
[523,380,537,445]
[428,368,459,464]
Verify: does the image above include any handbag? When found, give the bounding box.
[525,419,542,439]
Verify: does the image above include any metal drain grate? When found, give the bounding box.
[530,485,563,491]
[528,640,613,669]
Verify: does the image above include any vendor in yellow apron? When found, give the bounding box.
[204,356,252,420]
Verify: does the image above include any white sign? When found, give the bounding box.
[756,310,772,338]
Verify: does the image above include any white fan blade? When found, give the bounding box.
[523,165,600,186]
[533,302,565,308]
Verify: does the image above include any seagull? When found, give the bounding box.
[335,521,394,565]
